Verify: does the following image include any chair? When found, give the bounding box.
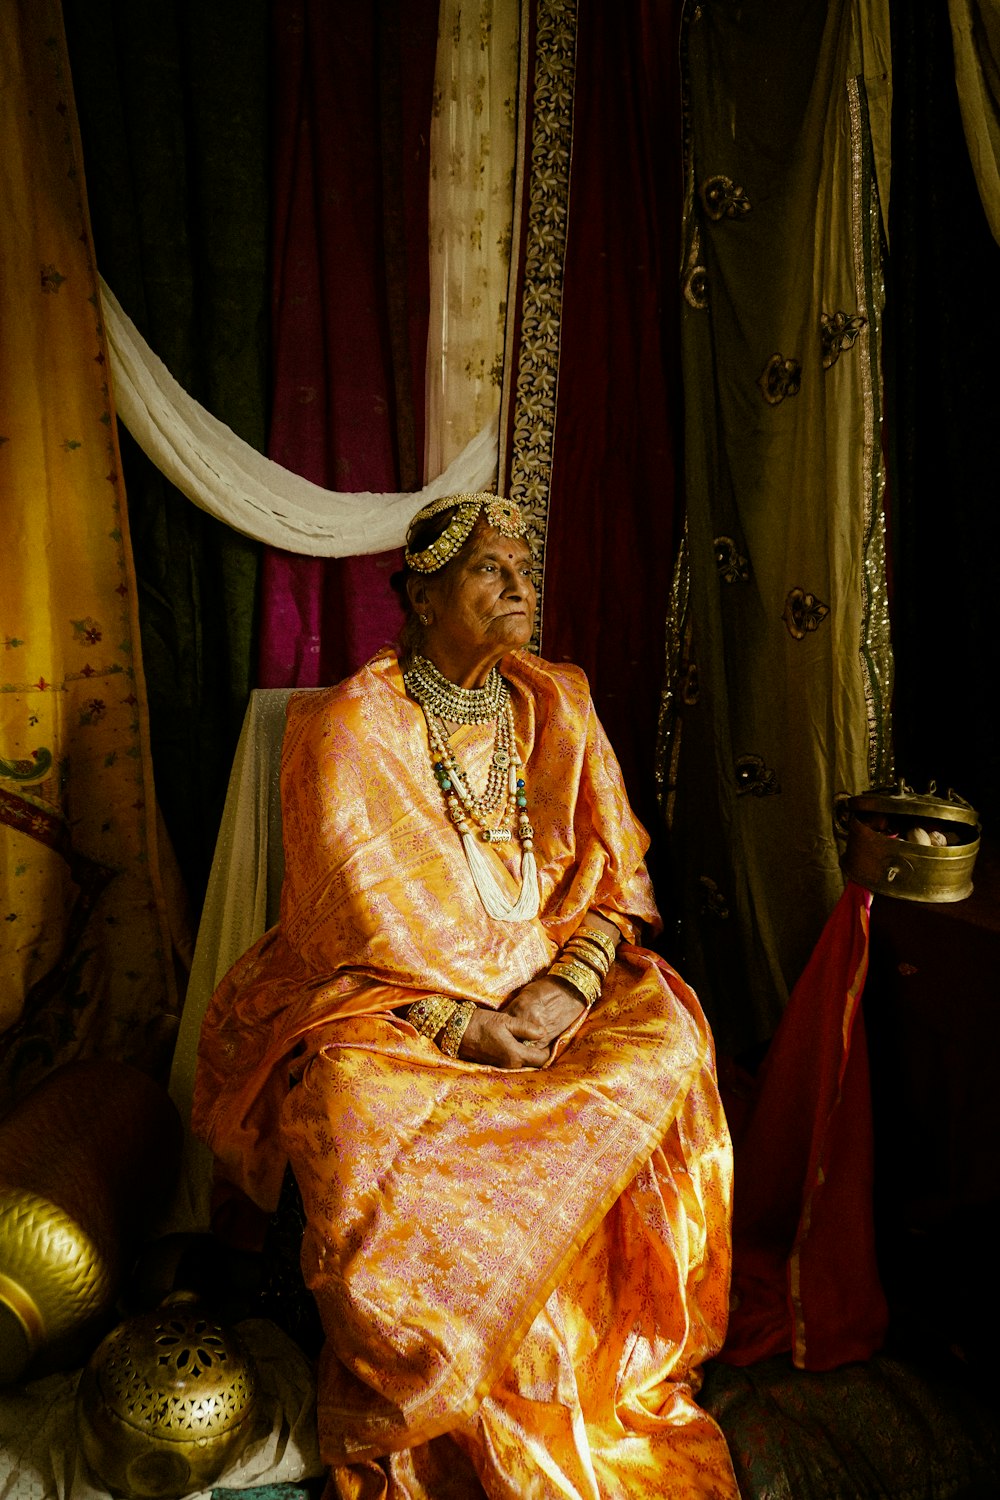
[165,687,311,1234]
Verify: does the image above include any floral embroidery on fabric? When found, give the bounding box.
[78,698,106,726]
[782,587,830,639]
[505,0,578,649]
[758,353,802,405]
[715,536,749,583]
[700,175,752,221]
[70,617,102,645]
[39,263,66,292]
[698,875,730,919]
[682,225,709,310]
[820,309,867,369]
[683,263,709,309]
[735,753,780,797]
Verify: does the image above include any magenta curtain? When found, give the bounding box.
[517,0,684,839]
[258,0,439,689]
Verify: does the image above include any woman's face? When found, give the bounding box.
[414,524,537,678]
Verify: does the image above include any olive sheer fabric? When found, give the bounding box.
[661,0,894,1053]
[194,651,737,1496]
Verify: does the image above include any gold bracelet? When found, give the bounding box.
[439,1001,476,1057]
[577,924,618,965]
[561,936,610,978]
[549,959,601,1007]
[406,996,458,1040]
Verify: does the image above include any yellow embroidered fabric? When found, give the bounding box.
[194,649,737,1495]
[0,5,177,1090]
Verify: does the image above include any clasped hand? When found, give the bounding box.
[458,976,585,1069]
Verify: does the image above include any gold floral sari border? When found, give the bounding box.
[848,75,894,787]
[499,0,579,652]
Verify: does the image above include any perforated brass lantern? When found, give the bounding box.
[841,781,980,903]
[76,1292,261,1499]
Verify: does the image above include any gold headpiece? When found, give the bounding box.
[404,492,527,574]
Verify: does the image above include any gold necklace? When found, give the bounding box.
[404,654,505,725]
[407,678,540,922]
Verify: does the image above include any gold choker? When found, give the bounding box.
[404,654,506,725]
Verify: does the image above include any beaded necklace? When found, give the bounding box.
[405,661,539,922]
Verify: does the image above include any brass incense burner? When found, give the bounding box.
[76,1292,261,1498]
[841,781,980,902]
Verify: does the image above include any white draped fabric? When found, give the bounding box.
[99,277,499,557]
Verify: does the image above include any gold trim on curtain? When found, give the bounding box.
[498,0,579,649]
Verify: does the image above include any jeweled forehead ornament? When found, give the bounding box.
[404,492,528,574]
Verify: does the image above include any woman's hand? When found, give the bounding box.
[501,977,586,1048]
[458,1006,553,1069]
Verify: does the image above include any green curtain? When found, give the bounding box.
[660,0,894,1055]
[61,0,268,911]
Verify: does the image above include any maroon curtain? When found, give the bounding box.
[540,0,684,838]
[258,0,438,689]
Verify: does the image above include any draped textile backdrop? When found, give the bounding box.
[61,0,269,909]
[425,0,518,477]
[887,0,1000,837]
[257,0,439,689]
[0,3,178,1101]
[658,0,894,1054]
[500,0,684,848]
[62,0,688,917]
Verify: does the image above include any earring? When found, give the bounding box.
[419,613,429,626]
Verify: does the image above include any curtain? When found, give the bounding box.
[948,0,1000,246]
[61,0,269,910]
[660,0,894,1054]
[887,0,1000,837]
[258,0,440,690]
[424,0,519,476]
[499,0,684,851]
[0,3,178,1100]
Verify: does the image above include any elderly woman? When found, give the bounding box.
[193,493,738,1499]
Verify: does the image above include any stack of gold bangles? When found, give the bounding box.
[406,995,476,1056]
[549,923,617,1008]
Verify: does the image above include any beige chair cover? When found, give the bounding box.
[164,688,315,1232]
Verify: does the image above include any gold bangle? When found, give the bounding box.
[561,937,610,978]
[407,996,458,1040]
[549,959,601,1007]
[577,924,617,965]
[439,1001,476,1057]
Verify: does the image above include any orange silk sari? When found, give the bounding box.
[194,649,737,1497]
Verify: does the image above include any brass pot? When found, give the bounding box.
[0,1060,182,1383]
[841,782,980,902]
[75,1292,261,1499]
